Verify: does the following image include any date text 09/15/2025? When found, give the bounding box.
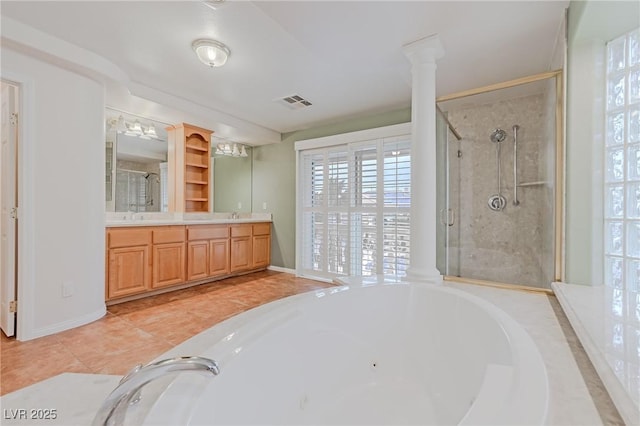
[3,409,58,420]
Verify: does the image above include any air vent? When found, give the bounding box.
[276,94,312,110]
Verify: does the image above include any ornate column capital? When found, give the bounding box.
[402,34,445,65]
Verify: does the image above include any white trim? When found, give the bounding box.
[267,265,296,275]
[295,148,301,279]
[295,123,412,280]
[294,271,336,284]
[28,306,106,340]
[4,71,37,342]
[1,17,129,85]
[294,122,411,151]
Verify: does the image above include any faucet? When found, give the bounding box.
[231,211,239,219]
[92,356,219,426]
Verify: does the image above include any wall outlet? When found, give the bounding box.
[237,202,242,209]
[62,282,74,298]
[262,202,267,210]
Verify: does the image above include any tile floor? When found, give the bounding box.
[0,270,332,396]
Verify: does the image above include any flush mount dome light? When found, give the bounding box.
[192,39,230,67]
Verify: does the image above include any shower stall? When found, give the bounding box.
[436,72,563,289]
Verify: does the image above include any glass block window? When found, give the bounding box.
[605,28,640,291]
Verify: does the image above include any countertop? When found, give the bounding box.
[105,212,272,228]
[552,282,639,426]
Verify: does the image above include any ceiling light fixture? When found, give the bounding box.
[192,39,230,68]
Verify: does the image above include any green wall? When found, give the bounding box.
[252,108,411,269]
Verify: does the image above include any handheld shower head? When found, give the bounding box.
[490,128,507,143]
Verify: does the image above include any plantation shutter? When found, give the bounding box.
[298,131,411,281]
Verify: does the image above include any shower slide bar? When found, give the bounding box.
[513,124,520,206]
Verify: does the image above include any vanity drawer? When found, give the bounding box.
[107,228,151,248]
[253,223,271,236]
[153,226,185,244]
[230,224,252,238]
[188,225,229,241]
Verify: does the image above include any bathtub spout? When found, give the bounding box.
[92,356,219,426]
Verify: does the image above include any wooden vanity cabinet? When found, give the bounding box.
[187,224,230,281]
[230,224,252,273]
[252,223,271,269]
[229,223,272,272]
[106,227,152,299]
[106,222,270,303]
[152,226,186,289]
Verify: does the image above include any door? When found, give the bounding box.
[209,238,230,277]
[187,240,209,281]
[152,242,185,288]
[230,237,251,272]
[1,81,18,337]
[108,246,150,299]
[252,235,270,269]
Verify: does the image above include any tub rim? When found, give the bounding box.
[143,276,549,425]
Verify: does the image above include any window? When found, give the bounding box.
[604,28,640,291]
[297,125,411,281]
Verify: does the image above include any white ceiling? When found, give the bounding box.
[1,1,568,144]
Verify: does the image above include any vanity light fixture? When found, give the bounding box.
[115,115,127,133]
[127,120,144,137]
[192,39,230,68]
[107,116,162,141]
[145,123,158,139]
[215,143,248,158]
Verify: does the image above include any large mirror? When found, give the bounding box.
[105,108,253,213]
[211,149,253,213]
[105,108,170,212]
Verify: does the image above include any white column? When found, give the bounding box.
[402,34,444,284]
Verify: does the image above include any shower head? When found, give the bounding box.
[145,172,160,182]
[490,128,507,143]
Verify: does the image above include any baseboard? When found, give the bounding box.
[267,265,296,275]
[25,305,106,341]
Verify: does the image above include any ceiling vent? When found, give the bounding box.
[276,94,312,110]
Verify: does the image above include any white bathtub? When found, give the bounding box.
[142,278,548,425]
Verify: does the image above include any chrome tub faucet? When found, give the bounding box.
[92,356,219,426]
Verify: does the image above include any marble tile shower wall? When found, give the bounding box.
[447,93,555,288]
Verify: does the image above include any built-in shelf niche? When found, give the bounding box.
[167,123,212,213]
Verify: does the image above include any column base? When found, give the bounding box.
[404,268,443,285]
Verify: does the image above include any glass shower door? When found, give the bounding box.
[436,76,559,289]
